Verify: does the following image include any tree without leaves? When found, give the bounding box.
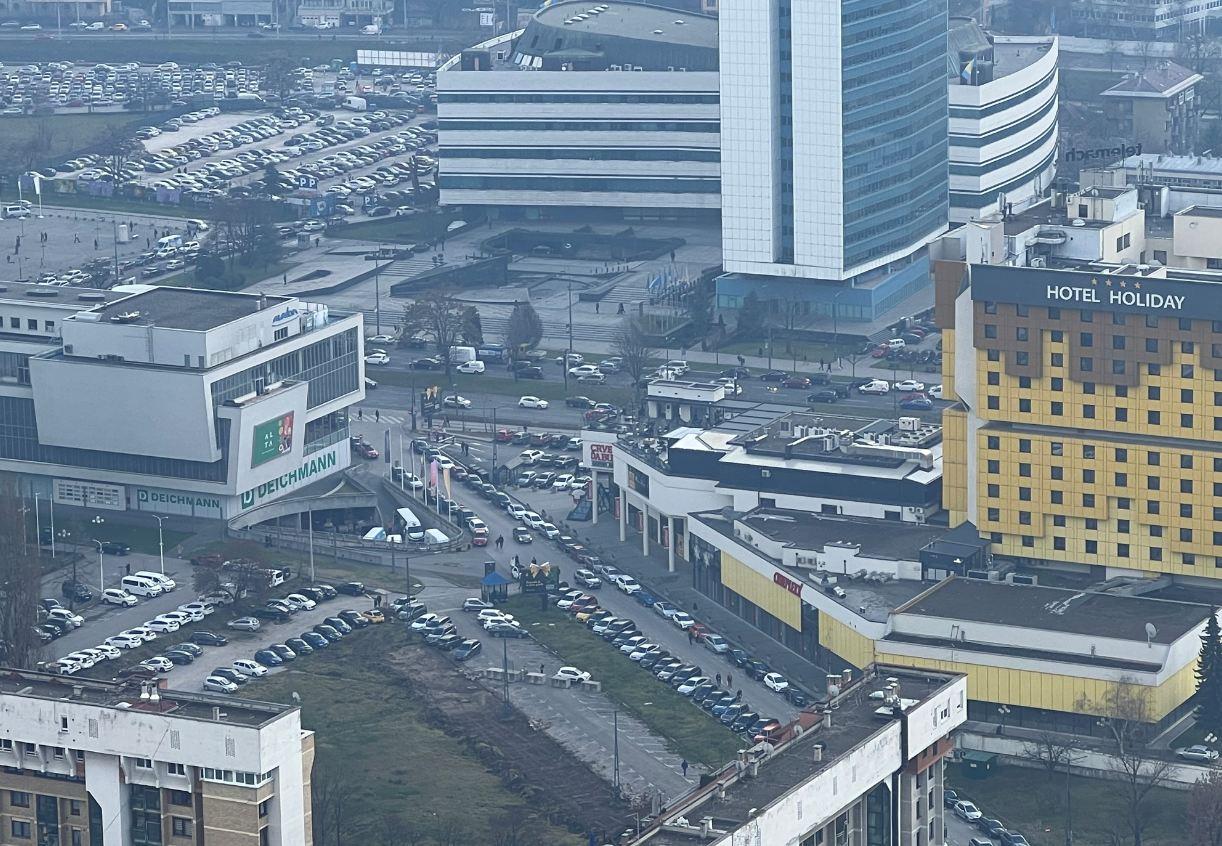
[460,306,484,347]
[98,124,141,184]
[736,290,767,339]
[1083,681,1172,846]
[1021,730,1082,777]
[402,293,465,382]
[1198,608,1222,734]
[0,475,42,669]
[1191,769,1222,846]
[615,318,655,410]
[262,164,294,198]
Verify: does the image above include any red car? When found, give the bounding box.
[782,376,812,389]
[494,428,514,443]
[471,531,488,547]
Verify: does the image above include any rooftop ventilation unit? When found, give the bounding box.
[109,310,142,323]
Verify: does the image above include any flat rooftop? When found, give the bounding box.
[693,510,930,622]
[534,0,717,49]
[85,287,292,332]
[634,668,956,845]
[895,577,1209,644]
[1119,153,1222,176]
[1003,200,1113,234]
[1177,204,1222,218]
[0,668,293,728]
[0,281,124,308]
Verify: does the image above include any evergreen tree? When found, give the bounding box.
[1196,608,1222,733]
[737,290,767,339]
[461,306,484,346]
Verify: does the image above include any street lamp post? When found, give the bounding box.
[58,529,75,609]
[91,537,104,591]
[33,492,41,558]
[152,515,167,575]
[996,704,1011,734]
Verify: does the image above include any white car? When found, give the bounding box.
[203,676,239,694]
[64,651,97,669]
[763,672,790,693]
[364,351,390,366]
[102,588,138,607]
[174,606,205,623]
[953,801,983,822]
[618,636,649,654]
[105,634,143,650]
[92,644,122,661]
[519,450,543,465]
[179,601,214,618]
[442,395,471,409]
[507,504,528,520]
[476,609,514,624]
[285,593,317,610]
[858,379,890,395]
[121,626,157,642]
[893,379,926,393]
[518,396,548,410]
[48,608,84,628]
[539,523,561,540]
[551,474,575,490]
[677,676,711,695]
[522,512,546,530]
[53,658,81,675]
[367,334,396,344]
[568,364,601,378]
[553,666,591,683]
[159,611,192,626]
[401,473,424,490]
[629,644,661,661]
[140,656,174,673]
[928,384,944,399]
[232,659,268,677]
[615,575,642,595]
[410,613,442,632]
[136,572,175,591]
[671,611,695,629]
[145,618,180,634]
[456,360,485,374]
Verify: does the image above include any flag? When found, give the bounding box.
[30,173,40,197]
[960,59,974,82]
[428,458,439,488]
[443,465,451,498]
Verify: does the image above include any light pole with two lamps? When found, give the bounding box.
[89,513,105,589]
[151,514,167,575]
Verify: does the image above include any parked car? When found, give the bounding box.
[190,631,228,647]
[227,616,262,632]
[1177,744,1221,762]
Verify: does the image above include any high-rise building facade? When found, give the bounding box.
[938,262,1222,580]
[717,0,949,321]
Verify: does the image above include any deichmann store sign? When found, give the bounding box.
[133,487,224,519]
[970,266,1197,316]
[238,442,345,510]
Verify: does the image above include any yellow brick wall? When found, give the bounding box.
[940,327,956,399]
[720,551,801,631]
[941,406,968,521]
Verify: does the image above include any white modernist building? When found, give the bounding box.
[627,667,967,846]
[437,2,720,216]
[948,23,1059,224]
[0,669,313,846]
[0,283,364,520]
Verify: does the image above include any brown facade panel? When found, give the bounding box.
[933,260,966,330]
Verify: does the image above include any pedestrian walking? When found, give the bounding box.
[617,302,625,315]
[687,629,694,645]
[357,408,363,420]
[595,301,600,314]
[93,238,98,250]
[736,689,742,702]
[540,663,545,675]
[374,409,380,422]
[715,673,722,686]
[680,759,689,778]
[727,672,732,688]
[125,563,131,576]
[670,249,676,262]
[496,535,504,550]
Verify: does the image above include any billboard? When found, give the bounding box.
[252,412,294,467]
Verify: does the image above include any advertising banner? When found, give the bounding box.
[252,412,295,467]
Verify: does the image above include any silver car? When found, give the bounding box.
[226,616,262,632]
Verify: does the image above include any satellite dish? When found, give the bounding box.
[1145,622,1158,647]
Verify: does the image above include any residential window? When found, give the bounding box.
[983,301,997,314]
[1181,528,1194,543]
[168,763,186,776]
[1182,389,1194,404]
[1150,547,1163,562]
[1115,473,1128,487]
[1185,554,1197,567]
[1053,515,1067,527]
[1118,544,1130,558]
[1115,385,1128,398]
[1019,511,1031,525]
[987,349,1000,362]
[11,821,30,839]
[1018,398,1031,412]
[1083,404,1096,419]
[169,791,191,807]
[1145,338,1158,353]
[1148,476,1161,491]
[987,484,1000,498]
[1051,466,1064,480]
[1051,377,1063,391]
[1016,327,1028,341]
[1051,353,1064,367]
[1016,304,1029,317]
[1019,439,1032,453]
[1181,454,1194,469]
[1019,487,1032,502]
[1149,410,1161,425]
[10,791,30,807]
[987,508,1000,522]
[1182,414,1194,428]
[987,436,1000,450]
[259,800,271,819]
[1050,490,1063,505]
[987,460,1000,474]
[987,396,999,410]
[1085,540,1098,554]
[1182,504,1194,518]
[1115,407,1128,422]
[1080,358,1093,372]
[69,801,81,816]
[984,324,997,339]
[1148,386,1161,401]
[1019,376,1032,389]
[1112,360,1126,375]
[1019,463,1030,476]
[1118,520,1130,534]
[1183,364,1195,379]
[1148,452,1161,466]
[1083,469,1096,483]
[1112,336,1126,350]
[1083,381,1096,394]
[134,758,153,769]
[1183,341,1195,354]
[1016,351,1030,367]
[1053,536,1066,551]
[1182,479,1194,494]
[1083,494,1095,508]
[1080,332,1094,347]
[987,372,999,386]
[172,818,192,838]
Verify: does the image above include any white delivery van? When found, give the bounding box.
[363,526,388,542]
[449,345,476,364]
[134,571,176,591]
[121,575,162,597]
[341,96,368,112]
[360,23,381,34]
[395,506,424,541]
[423,528,449,545]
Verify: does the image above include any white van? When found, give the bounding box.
[363,526,388,542]
[395,506,424,541]
[423,528,449,545]
[134,571,176,591]
[121,575,162,597]
[884,338,906,350]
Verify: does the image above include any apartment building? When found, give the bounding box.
[0,669,312,846]
[936,261,1222,581]
[628,668,967,846]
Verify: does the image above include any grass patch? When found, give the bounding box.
[502,595,743,769]
[243,624,581,845]
[94,523,195,556]
[330,209,463,244]
[947,762,1187,846]
[158,259,297,289]
[43,195,199,219]
[0,113,148,175]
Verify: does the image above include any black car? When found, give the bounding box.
[269,643,297,662]
[731,711,761,733]
[254,606,291,623]
[301,631,330,649]
[759,370,789,382]
[299,586,327,603]
[744,659,771,680]
[638,652,671,670]
[338,609,371,628]
[42,619,70,637]
[286,637,314,655]
[164,650,195,666]
[978,819,1006,837]
[211,667,249,685]
[61,581,94,603]
[512,526,533,544]
[100,541,131,556]
[190,631,229,647]
[720,367,752,379]
[785,687,810,707]
[33,626,54,643]
[486,622,529,638]
[336,582,366,596]
[453,639,483,661]
[807,389,840,404]
[313,624,343,642]
[565,396,596,408]
[324,616,353,633]
[728,648,751,667]
[518,366,544,379]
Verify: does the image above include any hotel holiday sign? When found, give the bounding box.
[970,267,1195,315]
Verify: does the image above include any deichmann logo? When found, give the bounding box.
[1063,142,1142,163]
[271,306,300,324]
[239,450,338,509]
[1046,281,1185,311]
[136,489,222,511]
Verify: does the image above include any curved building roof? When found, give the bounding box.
[515,0,717,71]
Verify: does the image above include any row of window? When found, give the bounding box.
[439,146,720,162]
[986,398,1222,427]
[199,767,273,786]
[991,529,1209,567]
[1,316,55,333]
[437,92,720,104]
[437,119,719,132]
[439,174,720,193]
[984,346,1222,381]
[982,301,1222,333]
[985,434,1222,467]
